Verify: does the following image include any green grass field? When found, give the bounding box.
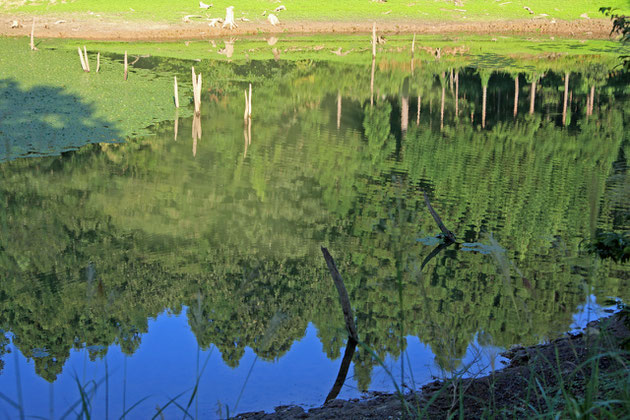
[3,0,630,23]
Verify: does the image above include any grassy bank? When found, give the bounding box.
[3,0,630,23]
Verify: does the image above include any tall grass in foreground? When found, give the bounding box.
[346,230,630,419]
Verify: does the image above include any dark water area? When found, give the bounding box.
[1,53,629,418]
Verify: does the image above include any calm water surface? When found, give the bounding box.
[1,47,629,418]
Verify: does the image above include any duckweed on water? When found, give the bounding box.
[0,37,193,161]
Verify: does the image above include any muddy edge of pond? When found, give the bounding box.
[0,17,617,41]
[234,312,630,420]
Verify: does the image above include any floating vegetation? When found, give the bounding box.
[0,38,194,161]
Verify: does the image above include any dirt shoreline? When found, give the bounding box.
[0,15,617,41]
[235,312,629,419]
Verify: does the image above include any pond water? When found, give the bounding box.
[1,37,629,419]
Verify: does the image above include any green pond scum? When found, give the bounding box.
[0,33,629,417]
[0,37,194,160]
[1,34,628,159]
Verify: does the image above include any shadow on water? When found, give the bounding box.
[0,78,121,162]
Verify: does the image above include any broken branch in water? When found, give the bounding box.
[422,190,456,243]
[321,247,358,341]
[420,241,453,271]
[325,336,357,403]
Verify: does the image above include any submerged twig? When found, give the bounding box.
[321,247,358,341]
[325,337,357,403]
[422,191,456,243]
[420,242,453,271]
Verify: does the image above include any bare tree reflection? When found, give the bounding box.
[401,95,408,136]
[562,72,570,126]
[513,74,519,118]
[370,57,376,107]
[337,91,342,130]
[454,71,459,119]
[529,78,537,115]
[440,77,446,131]
[218,38,235,59]
[174,110,179,141]
[192,113,201,157]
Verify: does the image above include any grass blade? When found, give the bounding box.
[0,392,21,410]
[151,389,190,420]
[118,395,152,420]
[72,375,92,420]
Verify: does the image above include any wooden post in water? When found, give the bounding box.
[174,76,179,108]
[411,34,416,57]
[417,94,421,125]
[562,72,569,126]
[77,47,88,72]
[243,84,253,150]
[30,18,37,51]
[411,34,415,75]
[244,90,249,120]
[243,84,252,120]
[371,22,376,59]
[124,51,128,81]
[83,46,90,73]
[96,52,100,73]
[243,87,252,157]
[370,23,376,107]
[196,73,202,114]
